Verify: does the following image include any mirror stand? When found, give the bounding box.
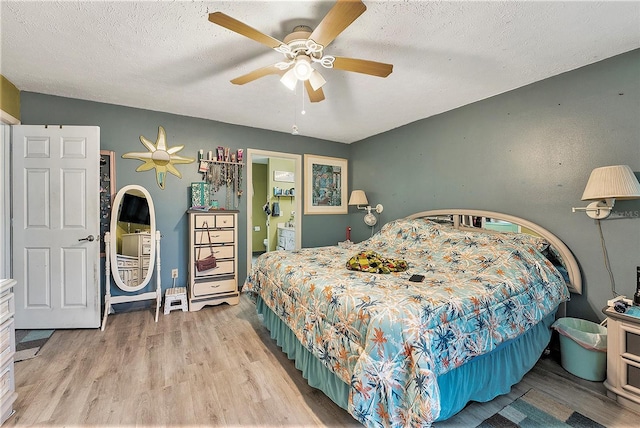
[101,230,162,330]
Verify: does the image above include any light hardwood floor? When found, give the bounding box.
[7,295,639,427]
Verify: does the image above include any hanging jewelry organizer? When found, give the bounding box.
[197,147,244,209]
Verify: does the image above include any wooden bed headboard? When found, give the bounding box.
[406,209,582,294]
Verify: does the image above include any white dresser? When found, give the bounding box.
[121,232,151,285]
[188,210,239,311]
[116,254,139,288]
[603,306,640,414]
[0,279,16,425]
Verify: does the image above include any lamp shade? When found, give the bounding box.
[293,55,313,81]
[308,69,326,91]
[280,69,297,91]
[581,165,640,201]
[348,190,368,206]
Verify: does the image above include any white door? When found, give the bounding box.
[12,125,100,328]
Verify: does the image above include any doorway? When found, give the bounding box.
[246,149,302,272]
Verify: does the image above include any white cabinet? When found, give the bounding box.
[0,279,16,425]
[188,210,239,311]
[121,232,151,283]
[116,254,138,288]
[603,307,640,414]
[277,225,295,251]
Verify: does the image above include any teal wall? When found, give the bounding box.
[19,92,350,297]
[348,49,640,321]
[19,49,640,322]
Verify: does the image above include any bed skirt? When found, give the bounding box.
[255,296,555,422]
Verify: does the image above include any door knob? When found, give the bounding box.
[78,235,95,242]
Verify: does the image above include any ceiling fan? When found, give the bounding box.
[208,0,393,103]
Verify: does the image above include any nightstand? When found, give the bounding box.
[603,306,640,414]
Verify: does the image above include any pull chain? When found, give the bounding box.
[292,81,299,135]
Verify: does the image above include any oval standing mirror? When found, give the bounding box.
[109,185,156,292]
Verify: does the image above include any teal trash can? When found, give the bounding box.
[551,317,607,382]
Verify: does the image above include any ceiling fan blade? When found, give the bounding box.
[309,0,366,48]
[231,64,286,85]
[332,57,393,77]
[209,12,284,50]
[304,80,325,103]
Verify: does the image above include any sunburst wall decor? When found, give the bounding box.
[122,126,195,189]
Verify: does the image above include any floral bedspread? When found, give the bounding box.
[243,218,569,427]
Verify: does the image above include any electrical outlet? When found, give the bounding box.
[171,268,178,279]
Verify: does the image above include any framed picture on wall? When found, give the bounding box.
[304,154,348,215]
[100,150,115,257]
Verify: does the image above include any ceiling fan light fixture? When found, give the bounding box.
[293,55,313,81]
[210,2,393,103]
[280,69,298,91]
[308,69,326,91]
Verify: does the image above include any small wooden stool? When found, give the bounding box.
[164,287,188,314]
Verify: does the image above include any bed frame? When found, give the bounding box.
[406,209,582,294]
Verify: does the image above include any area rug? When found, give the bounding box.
[14,329,55,362]
[476,388,605,428]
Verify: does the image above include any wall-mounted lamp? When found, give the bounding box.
[572,165,640,219]
[348,190,383,226]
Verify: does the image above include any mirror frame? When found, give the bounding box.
[109,184,156,292]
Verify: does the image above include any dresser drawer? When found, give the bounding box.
[194,214,235,229]
[193,278,236,296]
[194,259,234,277]
[0,318,14,368]
[0,360,14,402]
[215,215,234,228]
[117,255,138,268]
[194,244,234,260]
[194,215,213,229]
[194,229,234,244]
[120,268,138,287]
[0,293,14,326]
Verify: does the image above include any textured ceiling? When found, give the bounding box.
[1,1,639,143]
